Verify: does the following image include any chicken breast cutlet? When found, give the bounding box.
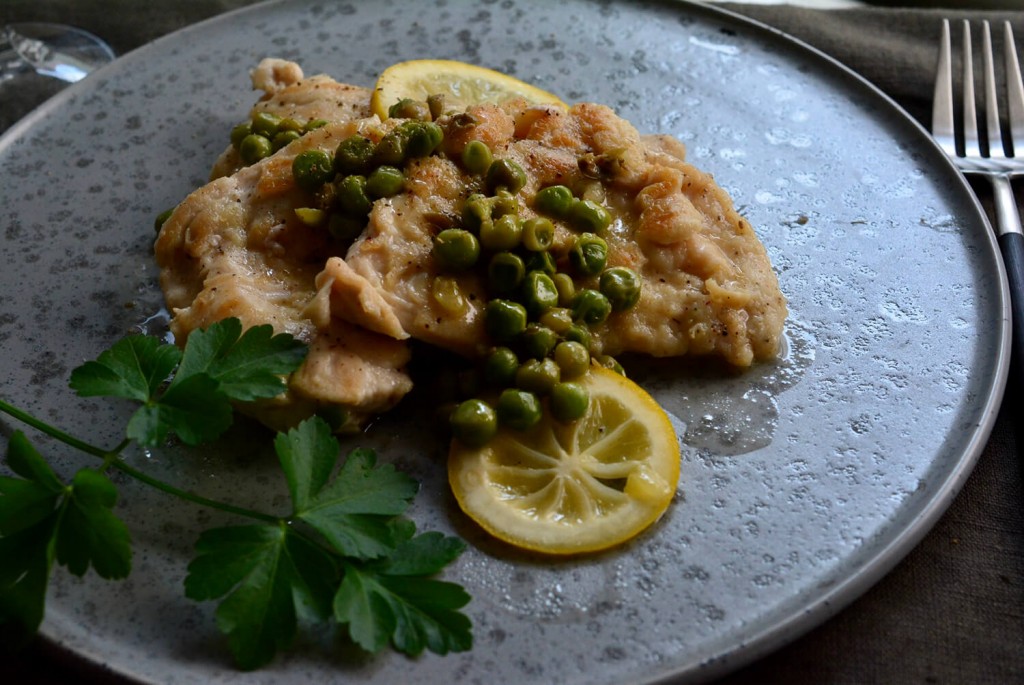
[209,58,373,180]
[338,100,786,367]
[156,119,412,432]
[156,58,785,435]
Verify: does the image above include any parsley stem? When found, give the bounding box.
[0,398,109,459]
[108,459,279,523]
[0,398,277,524]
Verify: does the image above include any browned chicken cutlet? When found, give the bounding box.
[339,100,787,367]
[209,58,373,180]
[156,119,412,432]
[155,59,786,435]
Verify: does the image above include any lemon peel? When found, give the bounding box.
[371,59,565,119]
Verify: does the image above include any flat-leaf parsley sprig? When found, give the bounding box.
[0,318,472,669]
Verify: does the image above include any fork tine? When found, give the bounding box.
[982,21,1004,157]
[932,19,956,156]
[1004,21,1024,156]
[962,21,982,159]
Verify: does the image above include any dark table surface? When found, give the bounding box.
[1,1,1022,684]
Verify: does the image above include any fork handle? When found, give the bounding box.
[998,232,1024,397]
[993,174,1024,400]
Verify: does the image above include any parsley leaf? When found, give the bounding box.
[0,432,63,536]
[173,319,306,402]
[0,433,61,647]
[54,469,132,579]
[0,516,57,648]
[334,562,472,656]
[68,318,306,447]
[125,373,232,447]
[278,420,418,559]
[0,433,133,647]
[69,335,180,403]
[335,527,470,655]
[184,417,471,667]
[184,523,337,670]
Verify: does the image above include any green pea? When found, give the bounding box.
[278,117,304,133]
[569,198,612,232]
[304,118,329,132]
[292,149,335,191]
[552,272,576,306]
[405,121,444,157]
[599,266,642,311]
[522,217,555,252]
[572,288,612,326]
[483,346,519,387]
[366,165,405,198]
[569,232,608,276]
[496,388,542,431]
[433,228,480,271]
[564,323,592,350]
[491,190,519,218]
[550,382,590,423]
[336,175,373,217]
[389,98,432,121]
[427,93,447,120]
[373,127,410,166]
[520,270,559,317]
[449,398,498,447]
[238,133,273,164]
[461,140,493,175]
[230,121,253,149]
[520,324,559,360]
[595,354,626,376]
[487,252,526,295]
[154,207,174,233]
[538,306,574,334]
[533,184,574,217]
[334,135,375,174]
[553,340,590,378]
[328,214,365,243]
[461,193,492,233]
[525,251,557,277]
[550,381,590,422]
[272,129,302,151]
[250,111,282,138]
[515,358,561,395]
[485,299,528,342]
[479,214,522,251]
[486,158,527,194]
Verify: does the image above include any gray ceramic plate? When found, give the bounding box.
[0,1,1008,683]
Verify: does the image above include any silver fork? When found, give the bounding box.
[933,19,1024,395]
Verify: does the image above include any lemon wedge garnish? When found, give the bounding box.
[448,367,680,555]
[371,59,565,119]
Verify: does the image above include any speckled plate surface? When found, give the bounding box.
[0,0,1008,683]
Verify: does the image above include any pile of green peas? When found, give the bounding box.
[442,142,643,448]
[224,100,644,450]
[230,111,329,165]
[289,118,444,242]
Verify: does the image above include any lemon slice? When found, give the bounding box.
[371,59,565,119]
[448,367,680,555]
